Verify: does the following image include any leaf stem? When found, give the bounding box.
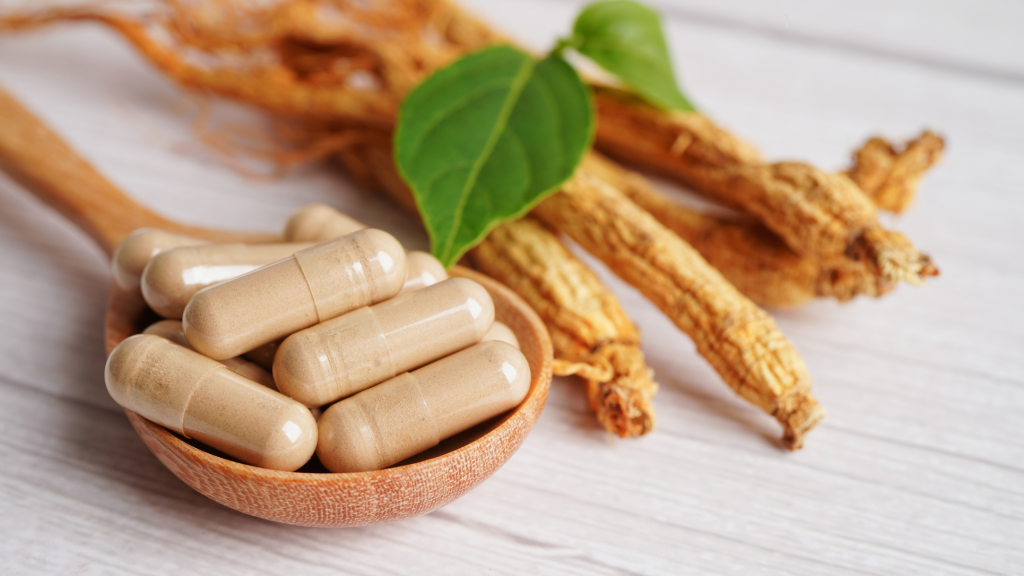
[550,36,579,59]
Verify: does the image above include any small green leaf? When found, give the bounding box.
[395,45,594,267]
[570,0,695,112]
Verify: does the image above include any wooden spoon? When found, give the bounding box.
[0,85,553,527]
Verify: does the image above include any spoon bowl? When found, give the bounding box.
[110,268,550,526]
[1,85,552,527]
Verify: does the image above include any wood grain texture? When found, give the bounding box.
[0,0,1022,574]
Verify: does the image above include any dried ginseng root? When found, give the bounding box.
[332,134,659,438]
[584,154,897,308]
[0,2,937,288]
[0,1,490,128]
[533,166,825,449]
[591,86,937,286]
[0,1,819,445]
[845,131,945,213]
[470,219,658,437]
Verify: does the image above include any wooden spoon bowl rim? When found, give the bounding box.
[106,265,553,527]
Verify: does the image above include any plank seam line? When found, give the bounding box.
[827,423,1024,475]
[493,476,875,573]
[0,373,120,415]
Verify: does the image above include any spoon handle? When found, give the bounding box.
[0,84,277,256]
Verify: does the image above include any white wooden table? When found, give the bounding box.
[1,1,1021,574]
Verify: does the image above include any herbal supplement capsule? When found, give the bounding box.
[275,277,494,407]
[283,205,447,294]
[105,334,317,471]
[142,320,277,391]
[482,321,520,350]
[317,341,531,473]
[240,254,443,371]
[184,228,407,360]
[398,251,448,295]
[142,242,315,319]
[112,228,207,291]
[283,203,365,243]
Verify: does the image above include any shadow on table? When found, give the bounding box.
[646,353,784,450]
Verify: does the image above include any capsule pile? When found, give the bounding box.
[105,204,531,472]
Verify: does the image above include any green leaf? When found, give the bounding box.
[569,0,696,112]
[395,45,594,267]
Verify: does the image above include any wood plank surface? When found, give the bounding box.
[0,1,1021,574]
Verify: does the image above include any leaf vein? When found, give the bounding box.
[441,57,536,261]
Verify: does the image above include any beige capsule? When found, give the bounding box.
[240,254,445,372]
[105,334,318,471]
[112,228,207,291]
[398,251,448,295]
[142,320,277,391]
[183,228,407,360]
[283,203,366,243]
[283,205,448,294]
[317,341,531,473]
[482,321,520,350]
[275,277,494,407]
[140,323,323,420]
[141,242,315,319]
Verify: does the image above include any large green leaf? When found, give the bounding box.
[394,45,594,267]
[570,0,696,112]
